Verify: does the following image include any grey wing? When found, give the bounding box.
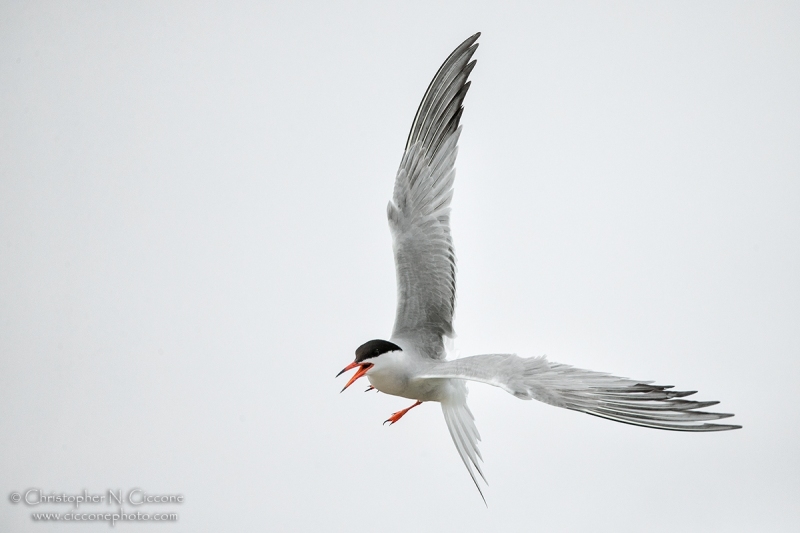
[388,33,480,359]
[420,354,741,431]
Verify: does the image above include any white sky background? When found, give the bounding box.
[1,1,798,531]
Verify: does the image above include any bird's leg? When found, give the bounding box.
[364,385,375,392]
[383,400,423,426]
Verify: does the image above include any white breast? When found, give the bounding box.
[366,350,450,402]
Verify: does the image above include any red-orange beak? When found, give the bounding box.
[336,361,373,393]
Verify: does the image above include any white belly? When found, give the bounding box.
[366,351,450,402]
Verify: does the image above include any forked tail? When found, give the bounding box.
[441,383,487,504]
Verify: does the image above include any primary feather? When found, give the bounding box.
[420,354,741,431]
[388,32,479,359]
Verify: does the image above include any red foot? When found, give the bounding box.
[383,400,423,426]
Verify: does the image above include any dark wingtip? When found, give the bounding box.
[465,32,481,45]
[404,33,481,151]
[704,423,742,431]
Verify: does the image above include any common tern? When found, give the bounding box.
[337,32,740,501]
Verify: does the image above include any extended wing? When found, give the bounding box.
[420,354,741,431]
[388,33,479,359]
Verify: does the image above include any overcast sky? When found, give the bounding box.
[2,1,799,531]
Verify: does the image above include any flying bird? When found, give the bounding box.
[337,32,740,501]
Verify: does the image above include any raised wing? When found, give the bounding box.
[388,33,479,359]
[420,354,741,431]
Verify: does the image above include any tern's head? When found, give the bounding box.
[336,339,402,392]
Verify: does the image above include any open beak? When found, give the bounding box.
[336,361,373,393]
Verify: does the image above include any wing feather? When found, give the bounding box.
[388,33,479,359]
[420,354,741,432]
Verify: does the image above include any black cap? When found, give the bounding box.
[355,339,402,362]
